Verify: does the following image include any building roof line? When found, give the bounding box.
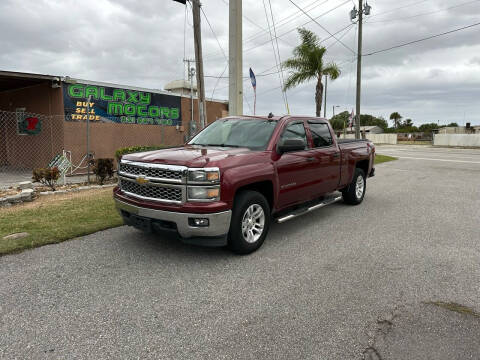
[0,69,228,104]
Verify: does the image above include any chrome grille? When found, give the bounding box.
[119,162,183,181]
[120,179,183,203]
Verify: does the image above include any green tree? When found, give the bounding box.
[389,112,402,129]
[446,122,459,127]
[360,114,388,130]
[329,111,350,130]
[418,123,439,134]
[283,28,341,117]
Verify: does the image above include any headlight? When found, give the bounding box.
[187,168,220,183]
[187,186,220,201]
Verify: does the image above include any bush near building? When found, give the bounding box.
[115,145,168,161]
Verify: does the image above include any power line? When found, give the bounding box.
[201,6,227,60]
[325,22,355,50]
[204,0,303,60]
[367,0,480,24]
[287,0,356,54]
[204,0,350,61]
[241,0,331,45]
[262,0,289,112]
[204,71,281,79]
[217,0,329,50]
[366,0,430,19]
[268,0,290,113]
[364,21,480,56]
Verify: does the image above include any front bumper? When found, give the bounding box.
[115,198,232,246]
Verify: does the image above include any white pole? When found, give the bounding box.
[229,0,243,116]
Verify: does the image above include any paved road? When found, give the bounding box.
[1,145,479,359]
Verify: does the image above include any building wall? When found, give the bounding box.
[434,134,480,147]
[64,95,228,169]
[339,133,397,144]
[0,80,228,171]
[0,82,64,169]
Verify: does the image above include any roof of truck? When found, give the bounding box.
[223,115,329,122]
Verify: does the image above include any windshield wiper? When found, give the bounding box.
[196,143,241,148]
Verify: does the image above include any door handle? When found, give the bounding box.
[306,157,316,162]
[332,153,340,159]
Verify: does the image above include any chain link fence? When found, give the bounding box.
[0,109,186,190]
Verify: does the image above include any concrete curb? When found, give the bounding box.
[1,183,116,207]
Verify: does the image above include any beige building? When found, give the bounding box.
[436,126,479,134]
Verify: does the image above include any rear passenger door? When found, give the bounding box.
[307,121,341,195]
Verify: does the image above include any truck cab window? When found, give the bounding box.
[280,122,307,148]
[309,122,333,147]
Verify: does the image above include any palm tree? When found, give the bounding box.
[283,28,340,117]
[389,112,402,129]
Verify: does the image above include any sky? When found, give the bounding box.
[1,0,480,126]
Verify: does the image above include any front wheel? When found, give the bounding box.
[342,168,366,205]
[228,190,270,254]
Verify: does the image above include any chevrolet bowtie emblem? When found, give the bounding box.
[136,176,149,185]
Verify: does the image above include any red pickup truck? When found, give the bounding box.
[114,115,375,254]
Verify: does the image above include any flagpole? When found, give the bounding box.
[249,68,257,116]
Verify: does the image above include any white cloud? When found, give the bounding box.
[1,0,479,125]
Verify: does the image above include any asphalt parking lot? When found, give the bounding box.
[1,145,479,359]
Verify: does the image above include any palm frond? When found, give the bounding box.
[323,63,341,80]
[283,71,315,91]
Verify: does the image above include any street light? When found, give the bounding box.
[332,105,340,117]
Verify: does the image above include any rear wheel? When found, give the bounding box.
[228,190,270,254]
[342,168,366,205]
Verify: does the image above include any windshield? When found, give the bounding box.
[188,118,278,150]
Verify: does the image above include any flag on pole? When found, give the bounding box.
[348,109,354,129]
[249,68,256,115]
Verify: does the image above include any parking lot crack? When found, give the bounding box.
[362,304,404,360]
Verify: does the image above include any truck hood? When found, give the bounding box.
[122,145,257,168]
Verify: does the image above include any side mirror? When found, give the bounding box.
[277,138,306,154]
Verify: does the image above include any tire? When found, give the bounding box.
[228,190,271,254]
[342,168,366,205]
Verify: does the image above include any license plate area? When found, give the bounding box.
[129,214,152,232]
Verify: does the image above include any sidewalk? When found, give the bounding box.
[0,167,93,190]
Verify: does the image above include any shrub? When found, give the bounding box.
[90,158,114,185]
[115,145,167,161]
[32,167,60,191]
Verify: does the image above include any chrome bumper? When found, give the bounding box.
[114,198,232,239]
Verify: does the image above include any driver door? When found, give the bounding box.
[275,121,315,209]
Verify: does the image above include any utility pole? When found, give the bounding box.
[332,105,339,117]
[86,95,92,184]
[323,75,327,118]
[192,0,207,128]
[351,1,371,139]
[184,59,196,138]
[229,0,243,115]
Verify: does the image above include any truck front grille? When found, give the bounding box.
[120,179,183,203]
[119,162,183,181]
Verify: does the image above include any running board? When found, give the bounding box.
[275,195,343,224]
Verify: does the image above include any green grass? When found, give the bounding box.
[0,189,123,255]
[397,140,432,145]
[375,154,398,164]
